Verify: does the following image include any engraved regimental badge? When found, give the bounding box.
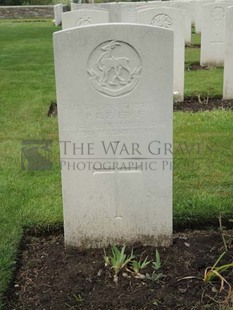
[87,40,142,97]
[76,16,92,27]
[151,14,173,29]
[211,7,225,24]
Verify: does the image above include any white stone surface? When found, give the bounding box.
[97,3,121,22]
[71,3,121,21]
[120,2,151,23]
[54,24,173,248]
[223,6,233,99]
[71,2,159,23]
[71,2,79,11]
[62,9,109,29]
[54,4,63,27]
[189,0,199,25]
[174,0,196,25]
[194,0,222,34]
[200,2,228,66]
[194,0,210,33]
[158,1,192,44]
[137,7,185,101]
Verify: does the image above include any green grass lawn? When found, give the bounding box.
[0,20,63,308]
[185,67,223,97]
[185,29,223,97]
[174,110,233,226]
[185,47,200,64]
[0,20,232,308]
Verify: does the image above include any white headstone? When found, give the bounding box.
[71,3,121,22]
[169,0,195,26]
[187,0,197,25]
[54,4,63,27]
[62,9,109,30]
[54,24,173,248]
[120,3,150,22]
[71,2,159,23]
[157,1,192,44]
[185,0,217,30]
[194,0,213,33]
[223,6,233,99]
[119,2,163,23]
[193,0,220,34]
[200,2,228,66]
[137,7,185,101]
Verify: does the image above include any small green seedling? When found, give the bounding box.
[218,213,228,252]
[152,250,162,271]
[105,244,134,275]
[204,252,233,302]
[73,294,84,303]
[131,256,151,274]
[146,250,164,282]
[146,271,164,282]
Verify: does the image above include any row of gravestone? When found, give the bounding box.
[54,1,233,100]
[55,3,186,101]
[195,0,233,99]
[53,3,233,249]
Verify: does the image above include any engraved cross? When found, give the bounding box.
[210,32,224,60]
[93,161,142,220]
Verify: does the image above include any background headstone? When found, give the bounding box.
[194,0,215,34]
[71,2,161,23]
[223,6,233,99]
[54,24,173,248]
[62,9,109,29]
[54,4,63,27]
[200,2,227,66]
[137,7,185,101]
[157,1,192,44]
[71,3,121,22]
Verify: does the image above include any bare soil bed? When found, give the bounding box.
[4,230,233,310]
[174,98,233,112]
[10,99,232,309]
[48,99,233,117]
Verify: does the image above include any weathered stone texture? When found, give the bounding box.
[0,5,67,19]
